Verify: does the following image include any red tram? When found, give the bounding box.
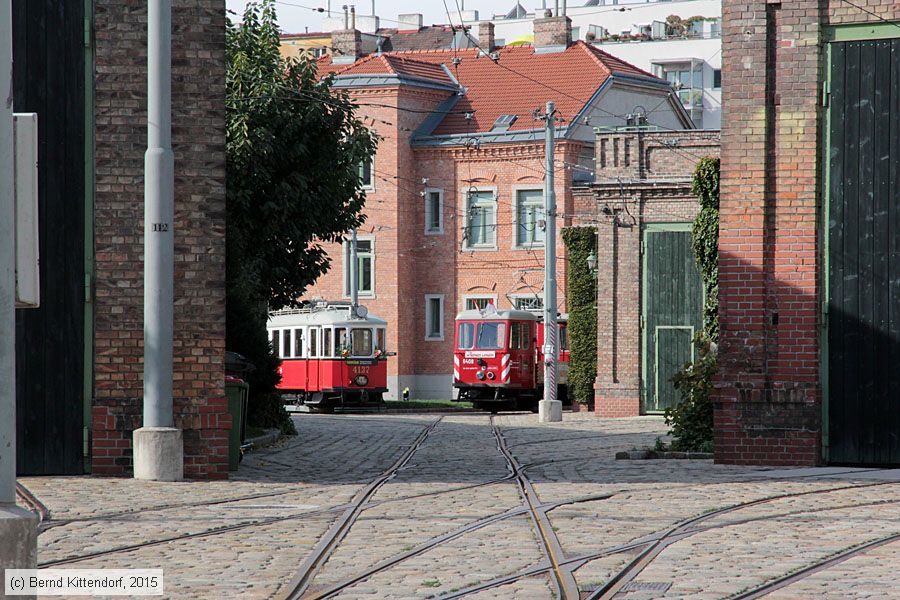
[452,306,569,412]
[267,302,389,412]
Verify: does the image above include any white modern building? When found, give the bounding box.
[481,0,722,129]
[320,0,721,129]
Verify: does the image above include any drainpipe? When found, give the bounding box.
[0,0,15,505]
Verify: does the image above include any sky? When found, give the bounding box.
[225,0,537,34]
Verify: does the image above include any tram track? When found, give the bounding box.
[584,480,898,600]
[491,416,581,600]
[430,480,899,599]
[277,417,444,600]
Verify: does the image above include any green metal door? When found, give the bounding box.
[826,34,900,465]
[642,225,703,413]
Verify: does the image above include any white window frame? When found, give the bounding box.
[462,187,498,251]
[343,235,376,298]
[510,293,544,313]
[360,157,375,191]
[463,294,498,312]
[512,186,545,249]
[424,188,444,235]
[425,294,445,341]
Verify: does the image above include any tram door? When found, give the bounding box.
[307,327,320,391]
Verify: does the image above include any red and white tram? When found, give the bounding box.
[267,302,389,412]
[452,306,569,412]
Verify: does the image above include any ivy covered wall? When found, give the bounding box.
[562,226,598,407]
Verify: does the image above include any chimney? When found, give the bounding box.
[534,13,572,53]
[332,6,362,64]
[478,21,495,52]
[398,13,423,30]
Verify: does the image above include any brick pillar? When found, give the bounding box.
[92,0,229,479]
[595,211,641,417]
[715,0,822,465]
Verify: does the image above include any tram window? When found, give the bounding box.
[309,328,318,357]
[269,330,278,354]
[510,323,521,349]
[457,322,475,349]
[559,326,568,351]
[351,328,373,356]
[294,329,303,357]
[376,328,386,352]
[282,330,291,358]
[323,328,333,357]
[335,328,347,355]
[476,322,506,349]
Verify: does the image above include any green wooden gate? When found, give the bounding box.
[642,224,703,413]
[826,32,900,465]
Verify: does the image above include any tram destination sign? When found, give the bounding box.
[345,359,376,366]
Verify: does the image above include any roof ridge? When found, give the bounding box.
[580,41,657,79]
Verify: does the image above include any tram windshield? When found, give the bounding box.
[476,322,506,349]
[351,328,373,356]
[457,321,507,350]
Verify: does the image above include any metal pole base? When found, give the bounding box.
[133,427,183,481]
[0,505,37,592]
[538,400,562,423]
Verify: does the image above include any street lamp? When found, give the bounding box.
[586,250,597,276]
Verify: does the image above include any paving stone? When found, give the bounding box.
[16,412,900,599]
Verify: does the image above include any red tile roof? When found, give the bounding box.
[325,54,456,87]
[318,41,662,136]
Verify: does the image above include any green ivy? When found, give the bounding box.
[665,157,720,451]
[561,227,598,407]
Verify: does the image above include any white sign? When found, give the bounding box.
[465,351,496,359]
[14,112,39,309]
[6,570,163,596]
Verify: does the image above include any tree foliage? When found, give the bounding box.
[562,227,598,407]
[665,157,720,451]
[226,0,376,309]
[225,1,376,430]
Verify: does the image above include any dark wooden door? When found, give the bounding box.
[642,227,703,413]
[13,0,87,474]
[827,39,900,466]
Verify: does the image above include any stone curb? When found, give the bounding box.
[616,450,714,460]
[243,428,281,450]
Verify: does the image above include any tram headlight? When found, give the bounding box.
[476,371,486,381]
[353,375,369,386]
[487,372,495,380]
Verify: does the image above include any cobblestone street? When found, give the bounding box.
[18,412,900,599]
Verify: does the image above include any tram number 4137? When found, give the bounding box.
[351,366,370,375]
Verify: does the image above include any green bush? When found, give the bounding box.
[667,157,719,452]
[561,227,598,407]
[665,337,715,453]
[247,391,297,436]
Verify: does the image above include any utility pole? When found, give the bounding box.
[350,229,359,311]
[0,0,38,569]
[540,101,562,423]
[134,0,183,481]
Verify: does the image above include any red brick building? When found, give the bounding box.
[576,129,719,418]
[13,1,229,478]
[310,16,692,399]
[717,1,900,466]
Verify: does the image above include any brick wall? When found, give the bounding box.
[585,129,720,417]
[92,1,228,478]
[717,0,900,466]
[305,87,581,398]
